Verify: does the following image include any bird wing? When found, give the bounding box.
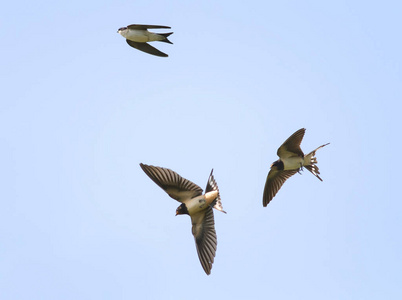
[126,40,168,57]
[140,163,203,202]
[263,169,298,206]
[127,24,171,30]
[191,206,217,275]
[205,169,226,213]
[277,128,305,158]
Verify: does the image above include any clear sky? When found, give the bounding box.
[1,1,401,299]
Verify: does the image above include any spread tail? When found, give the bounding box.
[158,32,173,44]
[304,143,329,181]
[206,169,226,214]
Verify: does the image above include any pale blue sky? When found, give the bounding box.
[1,1,401,299]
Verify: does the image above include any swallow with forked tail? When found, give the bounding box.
[263,128,329,207]
[140,163,226,275]
[117,24,173,57]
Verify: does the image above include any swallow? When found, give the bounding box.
[140,163,226,275]
[117,24,173,57]
[263,128,329,207]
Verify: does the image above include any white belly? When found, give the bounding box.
[184,191,218,215]
[185,195,208,215]
[125,30,149,42]
[283,156,303,170]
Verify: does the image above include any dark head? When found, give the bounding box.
[117,27,127,33]
[175,203,189,216]
[270,159,284,171]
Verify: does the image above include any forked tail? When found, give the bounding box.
[159,32,173,44]
[304,143,330,181]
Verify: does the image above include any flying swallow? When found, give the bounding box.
[117,24,173,57]
[140,163,226,275]
[263,128,329,207]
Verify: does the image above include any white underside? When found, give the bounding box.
[283,156,304,170]
[184,191,218,215]
[119,29,162,42]
[184,195,207,215]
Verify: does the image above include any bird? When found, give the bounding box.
[139,163,226,275]
[117,24,173,57]
[263,128,329,207]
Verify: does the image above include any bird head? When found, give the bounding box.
[175,203,189,216]
[270,160,284,171]
[117,27,127,34]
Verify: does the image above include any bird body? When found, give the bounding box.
[182,191,219,215]
[281,156,304,170]
[119,28,168,43]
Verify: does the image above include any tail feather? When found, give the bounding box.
[305,165,323,181]
[158,32,173,44]
[205,169,226,214]
[304,143,329,181]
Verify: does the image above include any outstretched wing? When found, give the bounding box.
[263,169,298,206]
[140,163,203,202]
[191,207,217,275]
[126,40,168,57]
[277,128,305,159]
[127,24,171,30]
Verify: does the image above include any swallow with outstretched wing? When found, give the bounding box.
[263,128,329,206]
[117,24,173,57]
[140,163,226,275]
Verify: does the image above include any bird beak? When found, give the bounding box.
[175,211,179,216]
